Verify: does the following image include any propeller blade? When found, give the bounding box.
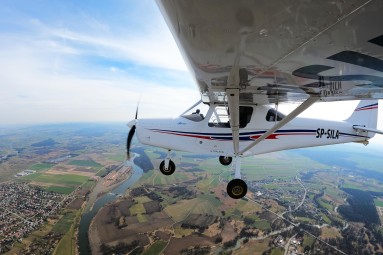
[135,96,141,120]
[126,125,136,160]
[135,104,138,120]
[127,98,140,160]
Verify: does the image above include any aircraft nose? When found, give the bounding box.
[127,119,136,128]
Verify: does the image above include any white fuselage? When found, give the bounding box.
[135,104,371,157]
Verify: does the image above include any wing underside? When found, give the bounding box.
[157,0,383,105]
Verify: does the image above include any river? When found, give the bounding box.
[78,161,143,255]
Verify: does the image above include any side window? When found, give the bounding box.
[266,109,285,122]
[239,106,253,128]
[208,106,253,128]
[208,106,230,128]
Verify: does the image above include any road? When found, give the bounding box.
[294,175,307,211]
[273,175,307,223]
[284,233,297,255]
[253,226,295,241]
[5,208,34,225]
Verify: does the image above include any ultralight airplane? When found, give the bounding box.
[127,0,383,199]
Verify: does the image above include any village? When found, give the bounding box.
[0,182,70,252]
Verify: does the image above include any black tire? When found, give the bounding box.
[219,156,232,166]
[227,179,247,199]
[159,160,176,175]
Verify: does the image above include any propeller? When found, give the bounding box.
[126,104,139,160]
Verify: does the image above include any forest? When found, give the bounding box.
[338,188,380,226]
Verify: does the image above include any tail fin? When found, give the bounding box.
[346,100,379,139]
[345,100,379,128]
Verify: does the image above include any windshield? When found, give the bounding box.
[181,101,208,122]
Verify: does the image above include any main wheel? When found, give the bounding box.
[219,156,232,166]
[159,160,176,175]
[227,179,247,199]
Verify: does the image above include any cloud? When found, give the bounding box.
[0,0,382,147]
[0,1,198,125]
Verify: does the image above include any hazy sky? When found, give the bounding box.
[0,1,199,125]
[0,1,382,144]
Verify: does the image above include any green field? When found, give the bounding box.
[35,174,88,186]
[130,203,146,215]
[270,248,284,255]
[45,186,75,194]
[29,163,55,170]
[262,184,279,189]
[96,167,108,177]
[164,193,223,222]
[22,173,88,192]
[141,241,167,255]
[68,160,101,168]
[53,209,81,255]
[317,198,333,211]
[239,151,326,181]
[165,199,200,221]
[254,220,271,230]
[342,182,365,190]
[296,217,315,224]
[52,210,77,234]
[135,196,152,203]
[21,172,43,181]
[325,187,343,200]
[321,214,332,224]
[374,199,383,207]
[139,170,189,186]
[137,214,148,223]
[81,180,96,190]
[303,234,315,249]
[192,196,221,216]
[106,154,125,162]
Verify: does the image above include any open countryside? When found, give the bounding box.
[1,123,383,254]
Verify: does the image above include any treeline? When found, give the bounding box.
[338,188,380,225]
[31,138,56,147]
[168,186,195,199]
[181,246,211,255]
[311,225,383,254]
[100,241,143,255]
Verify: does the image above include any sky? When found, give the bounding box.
[0,1,382,144]
[0,1,198,125]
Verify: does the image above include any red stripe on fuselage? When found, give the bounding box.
[153,130,315,141]
[154,130,212,140]
[355,106,378,111]
[250,133,314,140]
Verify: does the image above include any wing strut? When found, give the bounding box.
[227,88,240,155]
[239,96,319,155]
[180,100,202,116]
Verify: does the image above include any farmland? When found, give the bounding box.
[2,123,383,255]
[0,123,129,254]
[89,142,383,255]
[68,160,102,168]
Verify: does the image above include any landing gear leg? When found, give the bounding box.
[227,157,247,199]
[159,150,175,175]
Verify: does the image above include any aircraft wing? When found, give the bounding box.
[157,0,383,105]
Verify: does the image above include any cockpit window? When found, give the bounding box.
[182,110,205,122]
[266,109,285,122]
[181,101,208,122]
[208,106,253,128]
